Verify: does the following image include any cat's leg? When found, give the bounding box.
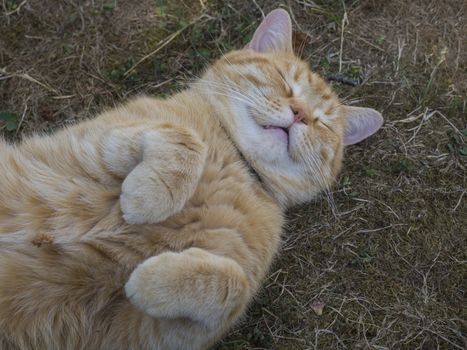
[124,247,251,332]
[100,124,207,224]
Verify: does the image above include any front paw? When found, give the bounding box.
[120,164,175,224]
[120,127,206,225]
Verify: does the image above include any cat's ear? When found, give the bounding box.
[245,9,293,53]
[342,106,383,145]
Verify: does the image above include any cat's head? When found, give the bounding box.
[199,9,383,208]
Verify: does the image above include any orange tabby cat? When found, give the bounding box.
[0,9,382,350]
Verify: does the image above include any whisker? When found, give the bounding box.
[192,79,257,105]
[194,74,276,118]
[199,89,256,107]
[300,139,338,217]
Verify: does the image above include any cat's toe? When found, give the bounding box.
[120,165,173,225]
[120,192,156,225]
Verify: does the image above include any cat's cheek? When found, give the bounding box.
[287,123,307,160]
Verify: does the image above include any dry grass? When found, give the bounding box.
[1,0,466,349]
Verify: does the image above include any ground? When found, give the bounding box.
[1,0,465,349]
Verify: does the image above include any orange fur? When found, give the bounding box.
[0,9,382,350]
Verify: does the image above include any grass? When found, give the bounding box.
[1,0,466,349]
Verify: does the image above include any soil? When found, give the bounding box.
[1,1,465,349]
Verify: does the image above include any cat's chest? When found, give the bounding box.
[194,151,257,207]
[161,147,281,234]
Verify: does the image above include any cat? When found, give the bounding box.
[0,9,383,350]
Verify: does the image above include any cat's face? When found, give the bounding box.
[201,9,383,207]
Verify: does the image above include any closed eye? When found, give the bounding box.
[274,67,293,97]
[317,119,335,133]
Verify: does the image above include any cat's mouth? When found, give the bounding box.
[263,125,289,144]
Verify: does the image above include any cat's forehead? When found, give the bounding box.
[216,50,316,95]
[219,50,326,93]
[220,50,301,73]
[215,49,343,117]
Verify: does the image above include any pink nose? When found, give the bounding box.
[291,105,306,123]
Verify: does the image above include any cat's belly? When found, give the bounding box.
[0,143,282,285]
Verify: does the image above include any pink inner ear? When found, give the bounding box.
[246,9,293,53]
[343,106,383,145]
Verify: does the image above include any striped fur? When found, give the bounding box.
[0,9,382,350]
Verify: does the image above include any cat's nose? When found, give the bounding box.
[290,105,307,123]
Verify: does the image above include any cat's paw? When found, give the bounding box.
[120,129,206,225]
[125,248,250,329]
[120,164,174,224]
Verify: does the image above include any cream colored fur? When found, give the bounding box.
[0,9,382,350]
